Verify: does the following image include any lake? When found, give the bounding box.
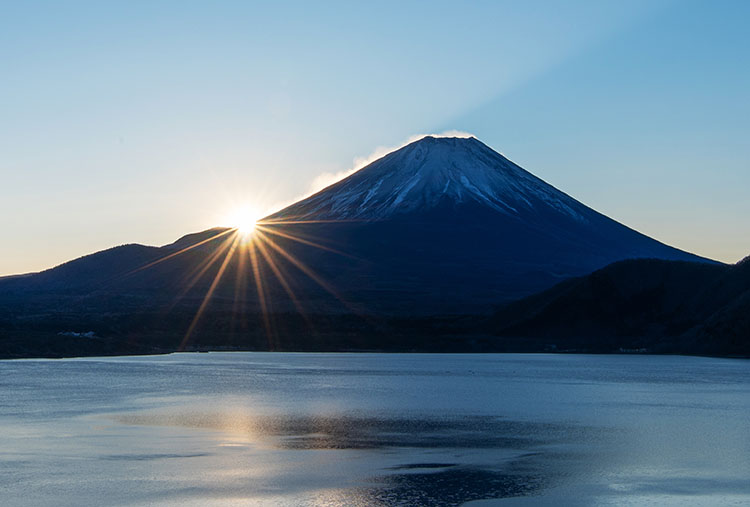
[1,353,749,506]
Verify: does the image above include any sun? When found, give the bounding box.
[237,218,257,236]
[224,205,261,236]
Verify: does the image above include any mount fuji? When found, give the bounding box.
[260,135,710,312]
[0,135,718,356]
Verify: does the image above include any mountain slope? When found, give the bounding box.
[492,256,750,356]
[0,228,232,293]
[259,136,712,312]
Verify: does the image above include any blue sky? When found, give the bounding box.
[1,0,748,275]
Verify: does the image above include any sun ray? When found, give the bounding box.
[254,229,357,313]
[179,233,241,350]
[253,234,311,323]
[231,235,249,332]
[255,224,352,257]
[181,233,236,284]
[258,218,363,225]
[165,233,237,311]
[127,227,235,276]
[247,237,274,348]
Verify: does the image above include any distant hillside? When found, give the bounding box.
[492,256,750,356]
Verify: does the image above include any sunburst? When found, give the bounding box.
[122,209,358,351]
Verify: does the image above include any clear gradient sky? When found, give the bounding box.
[2,0,749,276]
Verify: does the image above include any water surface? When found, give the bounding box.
[1,353,749,506]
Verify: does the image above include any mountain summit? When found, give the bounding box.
[271,136,585,222]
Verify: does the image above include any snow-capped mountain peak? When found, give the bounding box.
[270,135,585,222]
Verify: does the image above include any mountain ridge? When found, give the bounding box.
[492,256,750,356]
